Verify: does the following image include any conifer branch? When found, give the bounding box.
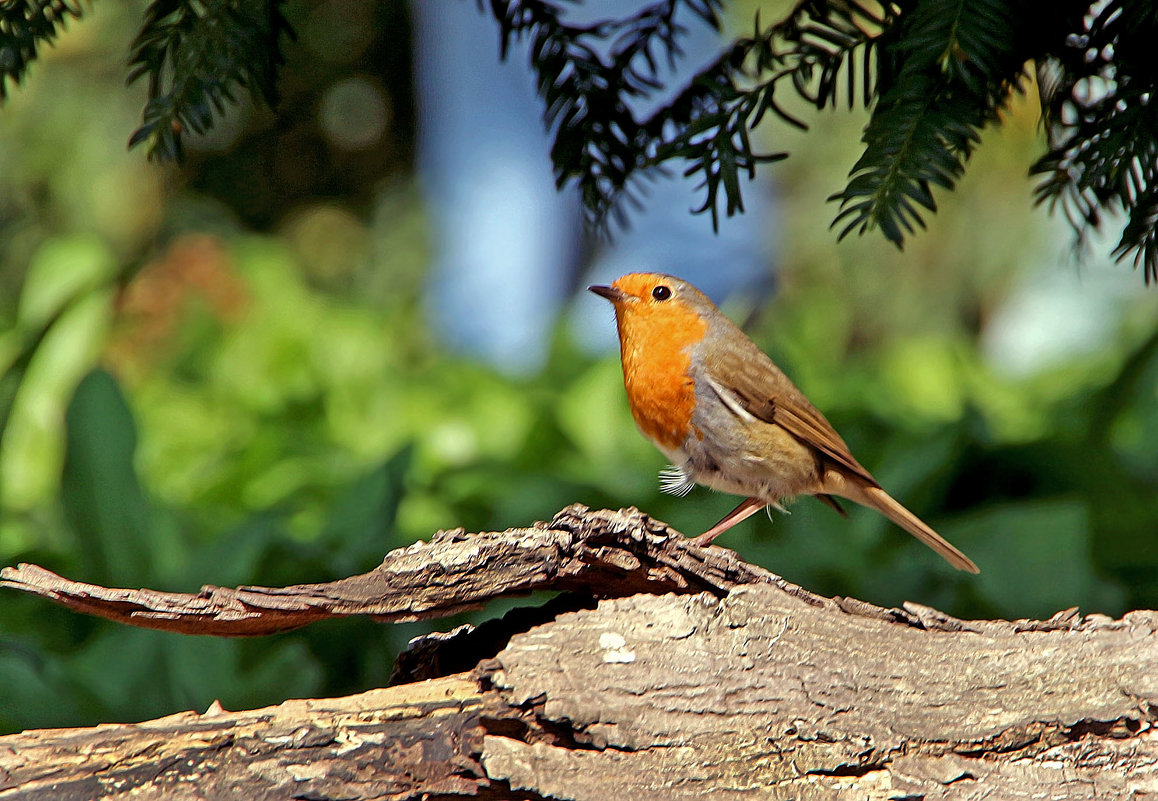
[1,0,1157,280]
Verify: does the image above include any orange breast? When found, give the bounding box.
[616,300,705,451]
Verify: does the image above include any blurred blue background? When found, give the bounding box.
[1,0,1157,733]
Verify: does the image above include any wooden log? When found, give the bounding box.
[3,506,1156,799]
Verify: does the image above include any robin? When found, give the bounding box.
[589,272,979,573]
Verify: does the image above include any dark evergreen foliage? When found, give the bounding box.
[2,0,1156,280]
[125,0,294,160]
[1030,0,1158,283]
[0,1,86,99]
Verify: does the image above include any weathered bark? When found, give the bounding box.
[0,678,490,801]
[3,506,1157,799]
[0,506,787,635]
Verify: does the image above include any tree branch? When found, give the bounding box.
[0,505,797,636]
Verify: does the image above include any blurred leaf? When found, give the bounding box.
[1103,328,1158,477]
[940,499,1124,619]
[186,511,285,588]
[555,357,656,498]
[61,628,170,722]
[0,290,114,509]
[14,235,117,333]
[61,369,154,584]
[159,635,321,714]
[556,358,628,464]
[60,627,323,725]
[319,446,411,575]
[0,639,89,731]
[868,426,960,501]
[879,336,967,422]
[229,636,323,707]
[0,332,22,384]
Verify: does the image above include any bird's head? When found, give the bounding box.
[588,273,722,368]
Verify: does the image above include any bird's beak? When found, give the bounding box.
[588,284,628,304]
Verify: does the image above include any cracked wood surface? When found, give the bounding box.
[0,677,490,801]
[479,586,1158,800]
[3,586,1157,798]
[3,505,1157,799]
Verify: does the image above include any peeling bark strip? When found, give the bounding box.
[2,587,1157,799]
[0,506,792,635]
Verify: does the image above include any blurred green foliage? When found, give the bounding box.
[1,0,1157,736]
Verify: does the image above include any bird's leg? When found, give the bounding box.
[692,497,767,546]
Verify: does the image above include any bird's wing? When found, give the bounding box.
[707,340,877,486]
[771,401,877,485]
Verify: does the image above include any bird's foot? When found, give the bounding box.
[692,497,767,547]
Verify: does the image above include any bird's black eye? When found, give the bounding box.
[652,284,672,301]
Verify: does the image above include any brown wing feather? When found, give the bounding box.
[770,403,876,485]
[705,327,877,485]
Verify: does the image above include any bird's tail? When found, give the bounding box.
[835,477,979,573]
